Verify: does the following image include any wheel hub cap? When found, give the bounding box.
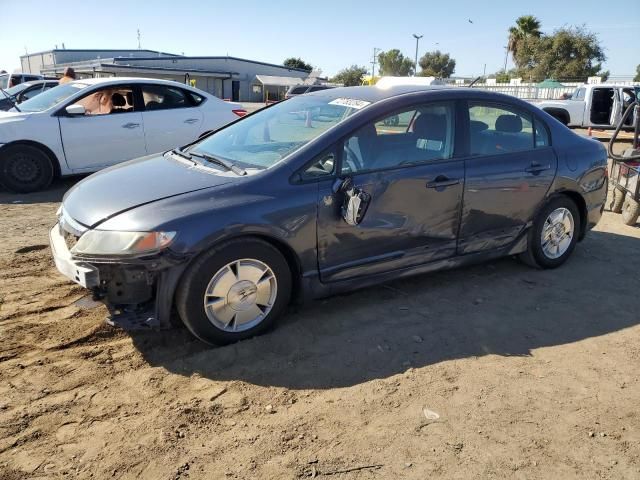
[541,207,574,259]
[203,259,277,332]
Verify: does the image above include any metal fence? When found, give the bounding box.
[448,80,640,101]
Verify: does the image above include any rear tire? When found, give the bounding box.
[0,144,54,193]
[520,196,580,269]
[175,238,291,345]
[621,197,640,226]
[610,188,625,214]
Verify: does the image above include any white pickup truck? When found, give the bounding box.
[535,84,638,129]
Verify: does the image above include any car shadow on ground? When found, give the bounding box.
[128,229,639,390]
[0,176,84,205]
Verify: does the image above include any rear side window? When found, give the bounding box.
[534,120,550,147]
[142,85,190,110]
[308,86,329,92]
[289,86,308,95]
[468,102,534,155]
[188,91,204,105]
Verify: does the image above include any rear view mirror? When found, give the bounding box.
[340,180,371,226]
[65,104,86,116]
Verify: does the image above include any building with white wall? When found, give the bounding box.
[20,49,313,102]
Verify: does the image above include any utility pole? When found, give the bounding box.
[371,47,381,81]
[137,29,141,49]
[412,34,423,76]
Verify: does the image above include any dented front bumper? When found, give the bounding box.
[50,222,187,330]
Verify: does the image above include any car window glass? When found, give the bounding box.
[576,88,586,101]
[142,85,189,110]
[188,91,204,105]
[21,86,44,101]
[468,103,534,156]
[75,87,136,116]
[534,120,550,147]
[301,151,336,179]
[290,86,308,95]
[341,102,455,174]
[192,95,361,170]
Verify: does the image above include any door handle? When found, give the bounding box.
[426,175,460,189]
[525,163,551,174]
[122,122,140,129]
[184,118,199,124]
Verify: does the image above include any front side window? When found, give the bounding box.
[142,85,190,110]
[75,87,135,115]
[190,95,364,170]
[341,102,455,174]
[468,103,534,155]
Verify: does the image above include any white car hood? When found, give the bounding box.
[0,110,32,124]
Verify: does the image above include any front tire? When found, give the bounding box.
[175,238,291,345]
[520,196,580,269]
[0,144,54,193]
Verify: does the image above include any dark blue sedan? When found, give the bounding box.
[51,85,608,344]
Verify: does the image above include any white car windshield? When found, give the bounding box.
[17,82,88,112]
[189,95,368,170]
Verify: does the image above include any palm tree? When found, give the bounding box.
[507,15,542,63]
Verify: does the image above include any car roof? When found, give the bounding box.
[308,84,475,102]
[65,77,211,97]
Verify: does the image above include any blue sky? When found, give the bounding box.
[1,0,637,78]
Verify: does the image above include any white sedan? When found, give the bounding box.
[0,77,247,192]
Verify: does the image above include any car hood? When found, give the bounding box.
[0,109,32,124]
[63,153,235,228]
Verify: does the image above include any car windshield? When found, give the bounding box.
[17,82,88,112]
[4,83,31,97]
[189,95,368,170]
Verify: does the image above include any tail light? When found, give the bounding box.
[232,109,247,117]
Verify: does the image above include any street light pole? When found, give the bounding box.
[413,34,423,76]
[371,47,381,81]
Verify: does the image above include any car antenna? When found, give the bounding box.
[467,76,482,88]
[0,87,21,112]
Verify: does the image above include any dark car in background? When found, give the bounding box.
[50,85,608,345]
[0,80,59,110]
[284,84,335,99]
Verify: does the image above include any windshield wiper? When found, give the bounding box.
[0,88,20,112]
[169,147,195,162]
[189,151,247,176]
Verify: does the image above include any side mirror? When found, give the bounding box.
[65,104,86,116]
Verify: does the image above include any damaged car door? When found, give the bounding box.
[316,102,464,282]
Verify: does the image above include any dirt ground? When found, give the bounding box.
[1,138,639,479]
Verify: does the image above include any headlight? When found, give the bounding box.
[71,230,176,256]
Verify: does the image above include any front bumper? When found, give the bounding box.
[50,222,187,330]
[50,223,100,288]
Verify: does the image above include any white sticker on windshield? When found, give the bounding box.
[328,98,371,110]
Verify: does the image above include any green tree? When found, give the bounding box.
[490,70,511,83]
[518,26,606,81]
[418,50,456,78]
[634,64,640,82]
[283,57,313,72]
[507,15,542,62]
[377,49,414,76]
[597,70,610,82]
[331,65,368,86]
